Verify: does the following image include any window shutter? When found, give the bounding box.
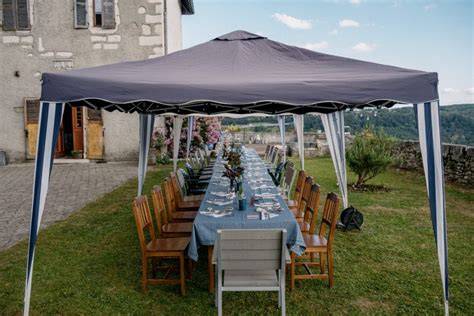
[74,0,87,28]
[2,0,15,31]
[16,0,29,30]
[101,0,114,29]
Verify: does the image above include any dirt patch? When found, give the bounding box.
[353,297,396,313]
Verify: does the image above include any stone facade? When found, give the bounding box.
[393,141,473,186]
[0,0,186,163]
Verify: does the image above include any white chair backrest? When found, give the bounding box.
[216,229,287,272]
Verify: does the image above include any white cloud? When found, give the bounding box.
[351,42,376,53]
[304,41,329,51]
[465,87,474,94]
[272,13,312,30]
[349,0,362,4]
[329,28,339,36]
[339,19,360,28]
[443,88,460,93]
[424,3,438,11]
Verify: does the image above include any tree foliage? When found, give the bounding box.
[346,126,396,187]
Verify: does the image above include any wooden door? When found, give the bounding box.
[72,107,84,155]
[55,124,65,157]
[86,108,104,159]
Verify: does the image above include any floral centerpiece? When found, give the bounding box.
[222,151,245,195]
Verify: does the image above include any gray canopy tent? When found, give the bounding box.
[26,31,448,314]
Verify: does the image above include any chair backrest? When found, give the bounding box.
[216,229,287,273]
[169,173,184,202]
[264,145,271,160]
[297,176,314,213]
[132,195,156,255]
[177,169,190,195]
[163,178,177,218]
[293,170,306,203]
[283,165,296,196]
[319,193,340,249]
[151,185,169,233]
[304,184,321,234]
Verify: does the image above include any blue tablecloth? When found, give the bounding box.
[188,148,306,261]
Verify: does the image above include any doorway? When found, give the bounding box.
[55,105,84,158]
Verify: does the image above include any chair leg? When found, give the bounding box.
[320,252,325,274]
[278,271,281,308]
[290,252,296,290]
[142,256,148,292]
[180,254,186,296]
[328,251,333,288]
[217,286,222,316]
[281,272,286,316]
[208,246,214,293]
[187,258,193,280]
[151,257,157,278]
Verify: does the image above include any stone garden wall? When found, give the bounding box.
[393,141,473,186]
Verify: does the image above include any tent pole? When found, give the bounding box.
[137,114,155,196]
[414,101,449,315]
[321,112,348,208]
[173,116,184,172]
[24,102,65,316]
[186,116,194,159]
[278,115,286,163]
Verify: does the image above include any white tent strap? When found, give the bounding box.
[186,116,195,158]
[278,115,286,162]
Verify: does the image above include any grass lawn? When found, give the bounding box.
[0,157,473,315]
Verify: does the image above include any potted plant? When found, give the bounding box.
[71,150,82,159]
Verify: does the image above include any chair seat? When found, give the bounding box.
[162,222,193,234]
[287,200,296,208]
[302,234,328,251]
[223,270,279,288]
[298,221,310,233]
[291,208,303,218]
[146,237,190,252]
[183,195,204,202]
[172,211,197,221]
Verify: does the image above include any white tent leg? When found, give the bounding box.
[137,114,155,196]
[186,116,194,158]
[414,101,449,315]
[278,115,286,163]
[24,102,65,316]
[321,111,348,208]
[173,116,184,172]
[293,114,304,169]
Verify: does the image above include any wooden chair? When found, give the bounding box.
[291,176,313,221]
[287,170,306,211]
[163,178,197,222]
[281,164,296,198]
[169,173,201,210]
[212,229,290,316]
[151,185,193,237]
[132,195,190,295]
[290,192,340,289]
[297,183,321,234]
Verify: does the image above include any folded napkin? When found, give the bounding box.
[207,199,233,206]
[200,210,233,218]
[210,191,229,197]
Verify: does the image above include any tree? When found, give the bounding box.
[346,126,395,187]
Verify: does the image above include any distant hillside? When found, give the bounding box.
[221,104,474,146]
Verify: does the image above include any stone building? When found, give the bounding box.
[0,0,194,163]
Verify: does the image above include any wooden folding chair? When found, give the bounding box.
[287,170,306,211]
[291,176,313,220]
[132,196,190,295]
[151,185,193,237]
[298,183,321,234]
[163,178,197,222]
[290,192,340,289]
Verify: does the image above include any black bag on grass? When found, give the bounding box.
[337,206,363,231]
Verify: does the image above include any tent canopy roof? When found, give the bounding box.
[41,30,438,115]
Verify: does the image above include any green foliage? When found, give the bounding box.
[156,152,171,165]
[221,104,474,145]
[347,126,396,187]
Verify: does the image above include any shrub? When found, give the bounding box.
[347,126,395,187]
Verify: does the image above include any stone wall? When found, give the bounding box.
[393,141,473,186]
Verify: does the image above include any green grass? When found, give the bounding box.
[0,158,473,315]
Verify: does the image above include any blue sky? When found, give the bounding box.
[182,0,473,105]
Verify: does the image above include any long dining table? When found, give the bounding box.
[187,147,306,292]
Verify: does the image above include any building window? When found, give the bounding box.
[93,0,114,29]
[74,0,88,29]
[2,0,30,31]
